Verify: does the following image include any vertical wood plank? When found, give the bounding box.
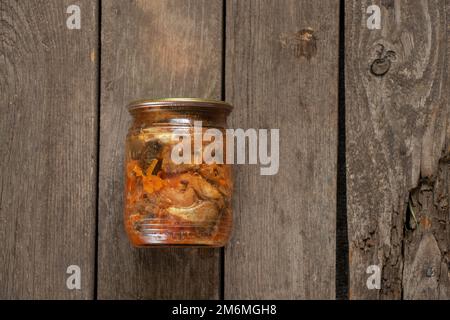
[0,0,98,299]
[346,0,450,299]
[98,0,223,299]
[225,0,339,299]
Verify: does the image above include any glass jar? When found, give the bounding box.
[124,98,233,247]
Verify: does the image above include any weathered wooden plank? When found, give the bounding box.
[346,0,450,299]
[98,0,223,299]
[0,0,98,299]
[225,0,339,299]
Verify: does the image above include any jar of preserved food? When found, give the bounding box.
[124,98,233,247]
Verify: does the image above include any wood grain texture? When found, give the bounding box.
[98,0,223,299]
[0,0,98,299]
[346,0,450,299]
[225,0,339,299]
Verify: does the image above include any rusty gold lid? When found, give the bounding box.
[127,98,233,112]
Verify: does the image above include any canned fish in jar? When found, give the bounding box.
[124,98,233,247]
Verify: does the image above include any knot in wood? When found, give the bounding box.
[425,267,435,277]
[371,58,391,76]
[370,44,396,77]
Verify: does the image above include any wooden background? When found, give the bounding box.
[0,0,448,300]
